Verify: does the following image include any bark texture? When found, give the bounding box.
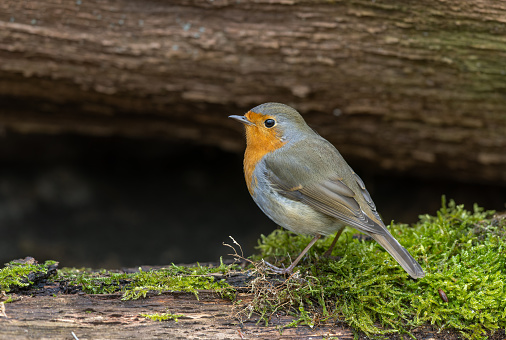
[2,282,505,339]
[0,292,354,339]
[0,0,505,183]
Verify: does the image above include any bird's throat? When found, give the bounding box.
[243,125,286,195]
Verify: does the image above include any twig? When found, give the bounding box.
[0,302,6,318]
[223,236,254,266]
[0,291,8,319]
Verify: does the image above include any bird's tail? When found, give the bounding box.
[370,232,425,279]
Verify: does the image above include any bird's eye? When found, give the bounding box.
[264,119,276,128]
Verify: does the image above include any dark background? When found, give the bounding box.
[1,132,504,268]
[2,0,506,269]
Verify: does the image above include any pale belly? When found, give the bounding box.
[251,177,345,236]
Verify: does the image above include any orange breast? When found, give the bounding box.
[243,111,286,195]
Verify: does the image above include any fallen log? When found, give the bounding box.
[1,1,505,182]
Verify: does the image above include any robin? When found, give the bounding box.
[229,103,425,279]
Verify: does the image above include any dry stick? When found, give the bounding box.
[0,291,8,319]
[0,302,6,318]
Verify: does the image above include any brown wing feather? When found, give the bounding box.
[267,171,387,236]
[352,172,384,224]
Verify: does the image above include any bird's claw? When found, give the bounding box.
[262,260,292,275]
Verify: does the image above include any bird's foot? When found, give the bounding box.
[322,253,342,261]
[262,260,292,275]
[322,249,334,258]
[322,248,342,260]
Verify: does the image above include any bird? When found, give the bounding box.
[229,102,425,279]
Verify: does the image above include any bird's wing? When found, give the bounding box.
[267,171,387,235]
[263,138,425,279]
[263,139,387,236]
[352,171,384,225]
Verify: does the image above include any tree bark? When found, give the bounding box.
[2,282,504,339]
[0,292,355,339]
[0,0,505,183]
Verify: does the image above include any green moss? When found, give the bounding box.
[250,197,506,339]
[58,259,237,301]
[5,198,504,339]
[0,260,56,293]
[140,312,185,322]
[121,265,235,301]
[58,267,133,294]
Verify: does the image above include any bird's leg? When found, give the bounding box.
[264,234,322,274]
[323,227,345,258]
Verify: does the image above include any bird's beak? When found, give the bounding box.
[228,115,254,126]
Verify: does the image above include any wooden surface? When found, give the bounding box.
[0,292,354,340]
[1,264,504,340]
[3,290,505,339]
[0,0,506,184]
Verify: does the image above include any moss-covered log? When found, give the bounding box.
[0,0,505,183]
[1,202,506,339]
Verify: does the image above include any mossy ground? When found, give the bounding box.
[249,198,506,339]
[140,312,185,322]
[56,260,236,301]
[0,259,57,293]
[1,198,505,339]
